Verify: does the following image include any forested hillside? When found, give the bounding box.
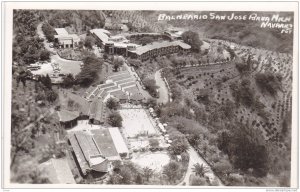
[39,10,106,34]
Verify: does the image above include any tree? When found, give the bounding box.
[76,55,103,86]
[214,159,233,177]
[149,138,159,149]
[78,41,84,49]
[62,74,75,88]
[106,97,120,110]
[135,174,143,184]
[42,23,55,42]
[192,163,209,177]
[218,123,269,177]
[84,36,95,49]
[162,161,180,183]
[112,56,124,72]
[182,30,203,53]
[107,111,123,127]
[40,50,50,61]
[45,90,58,103]
[146,98,157,107]
[143,78,159,97]
[142,167,154,181]
[255,72,282,96]
[169,136,189,155]
[41,74,52,90]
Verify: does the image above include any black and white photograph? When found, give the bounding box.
[1,1,299,189]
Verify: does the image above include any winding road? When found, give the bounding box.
[154,69,169,104]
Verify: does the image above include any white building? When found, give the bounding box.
[54,28,80,49]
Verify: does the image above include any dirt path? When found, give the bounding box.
[178,145,224,186]
[154,69,169,104]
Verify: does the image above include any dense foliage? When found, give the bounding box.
[255,72,283,96]
[75,55,103,86]
[182,30,203,53]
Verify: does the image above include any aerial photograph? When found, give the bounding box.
[10,9,293,186]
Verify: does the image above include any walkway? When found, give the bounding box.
[178,145,224,186]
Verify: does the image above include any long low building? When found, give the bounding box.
[90,28,191,59]
[128,40,191,61]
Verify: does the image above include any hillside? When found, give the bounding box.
[140,11,294,53]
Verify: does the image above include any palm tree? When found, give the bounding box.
[192,163,209,178]
[142,167,154,181]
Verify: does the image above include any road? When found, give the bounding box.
[154,69,169,104]
[36,22,55,53]
[178,146,224,186]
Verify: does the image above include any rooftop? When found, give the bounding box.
[89,99,105,122]
[58,109,80,122]
[108,128,129,154]
[90,29,111,44]
[68,131,108,174]
[91,129,120,158]
[54,28,80,41]
[55,28,69,35]
[129,40,191,55]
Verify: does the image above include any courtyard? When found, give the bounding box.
[131,152,170,172]
[119,105,159,138]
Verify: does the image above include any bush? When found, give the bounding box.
[42,23,56,42]
[76,55,103,86]
[106,98,120,110]
[143,78,159,97]
[255,72,282,96]
[40,50,50,61]
[107,111,123,127]
[182,30,203,53]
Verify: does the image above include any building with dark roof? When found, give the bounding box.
[88,99,105,125]
[58,110,80,129]
[68,131,109,175]
[68,128,127,175]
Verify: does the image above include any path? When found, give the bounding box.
[154,69,169,104]
[178,145,224,186]
[37,22,55,53]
